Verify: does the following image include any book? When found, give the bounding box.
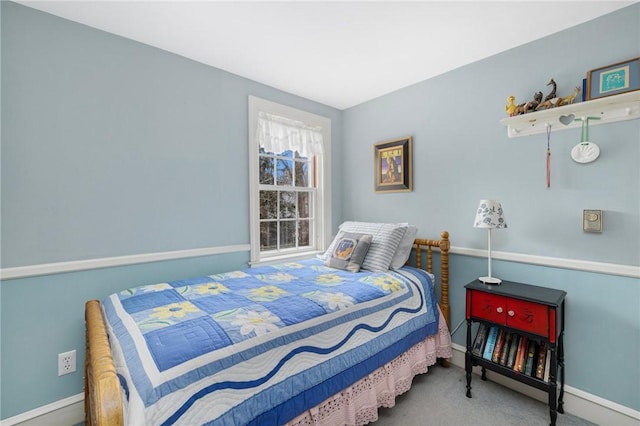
[543,348,551,382]
[498,332,512,365]
[519,337,530,373]
[471,323,488,356]
[491,329,505,363]
[535,341,547,379]
[513,335,523,371]
[482,326,499,360]
[506,334,520,369]
[524,340,537,376]
[515,336,528,372]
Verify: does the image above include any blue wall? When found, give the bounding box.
[0,2,342,419]
[341,3,640,413]
[1,0,639,420]
[341,12,639,265]
[1,2,343,268]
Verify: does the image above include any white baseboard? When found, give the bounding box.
[3,345,638,426]
[450,343,640,426]
[0,393,83,426]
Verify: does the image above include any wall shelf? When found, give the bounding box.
[500,91,640,138]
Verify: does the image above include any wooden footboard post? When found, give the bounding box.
[438,231,450,330]
[85,300,123,426]
[436,232,451,368]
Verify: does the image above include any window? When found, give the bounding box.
[248,97,331,265]
[258,147,313,252]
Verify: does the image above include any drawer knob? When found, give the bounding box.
[508,310,515,317]
[496,307,503,314]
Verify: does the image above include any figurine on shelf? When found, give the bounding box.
[536,78,560,110]
[536,96,562,110]
[514,91,543,115]
[505,95,518,116]
[506,79,580,115]
[542,78,557,103]
[559,86,581,106]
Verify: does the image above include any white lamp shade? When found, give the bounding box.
[474,199,507,285]
[474,200,507,229]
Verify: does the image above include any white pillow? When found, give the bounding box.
[389,225,418,269]
[322,222,408,272]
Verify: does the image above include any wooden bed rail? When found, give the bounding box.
[85,299,123,426]
[413,231,450,329]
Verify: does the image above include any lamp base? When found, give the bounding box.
[478,276,502,285]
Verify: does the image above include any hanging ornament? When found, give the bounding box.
[571,116,601,164]
[546,123,552,188]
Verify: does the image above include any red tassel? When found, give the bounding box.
[546,125,552,188]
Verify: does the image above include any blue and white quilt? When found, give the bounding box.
[103,258,438,425]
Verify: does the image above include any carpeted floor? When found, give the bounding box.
[374,364,595,426]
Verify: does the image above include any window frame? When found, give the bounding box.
[248,96,332,265]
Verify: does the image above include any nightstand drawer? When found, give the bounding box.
[469,291,506,323]
[507,297,550,337]
[468,290,551,338]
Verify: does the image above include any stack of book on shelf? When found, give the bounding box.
[471,324,552,382]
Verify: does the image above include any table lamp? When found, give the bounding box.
[473,200,507,284]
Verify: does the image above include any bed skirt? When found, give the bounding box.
[286,307,452,426]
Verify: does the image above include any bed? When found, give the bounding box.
[85,229,451,425]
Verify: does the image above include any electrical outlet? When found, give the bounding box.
[58,350,76,376]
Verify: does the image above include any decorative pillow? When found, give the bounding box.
[323,222,408,272]
[324,232,373,273]
[390,225,418,269]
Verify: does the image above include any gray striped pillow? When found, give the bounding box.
[324,222,408,272]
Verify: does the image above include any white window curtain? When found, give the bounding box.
[257,111,324,157]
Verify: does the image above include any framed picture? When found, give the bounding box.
[586,57,640,100]
[374,136,412,193]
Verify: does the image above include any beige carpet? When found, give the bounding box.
[374,364,594,426]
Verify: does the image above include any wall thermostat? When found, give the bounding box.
[583,210,603,233]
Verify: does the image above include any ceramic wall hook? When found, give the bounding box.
[571,116,601,163]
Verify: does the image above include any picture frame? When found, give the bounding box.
[374,136,412,193]
[586,57,640,100]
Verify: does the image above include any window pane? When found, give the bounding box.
[294,160,309,187]
[277,159,293,185]
[279,191,296,219]
[260,221,278,251]
[280,220,296,249]
[260,146,274,155]
[298,192,310,218]
[260,191,277,219]
[298,220,310,247]
[259,155,274,185]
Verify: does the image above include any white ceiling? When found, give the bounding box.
[18,1,635,110]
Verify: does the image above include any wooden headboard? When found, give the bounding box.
[84,231,450,426]
[413,231,450,328]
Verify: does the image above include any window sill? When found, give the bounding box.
[249,250,323,267]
